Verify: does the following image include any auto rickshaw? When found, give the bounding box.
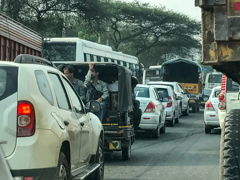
[58,62,137,160]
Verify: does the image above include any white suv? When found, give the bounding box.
[0,55,104,180]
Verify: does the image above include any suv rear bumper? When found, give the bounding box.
[12,167,58,180]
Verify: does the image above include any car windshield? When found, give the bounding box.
[208,74,222,83]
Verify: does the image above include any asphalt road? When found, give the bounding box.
[104,110,221,180]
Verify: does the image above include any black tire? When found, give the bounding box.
[220,109,240,180]
[192,106,197,113]
[169,118,174,127]
[58,152,70,180]
[183,104,189,116]
[122,141,131,160]
[197,106,200,112]
[160,121,166,134]
[87,138,104,180]
[175,113,179,124]
[152,125,160,138]
[205,126,211,134]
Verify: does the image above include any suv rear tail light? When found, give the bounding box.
[17,101,35,137]
[166,96,172,107]
[144,102,155,113]
[218,75,226,110]
[206,101,215,111]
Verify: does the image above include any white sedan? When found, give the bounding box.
[204,86,221,134]
[134,84,166,138]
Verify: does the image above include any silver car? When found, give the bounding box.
[154,85,180,126]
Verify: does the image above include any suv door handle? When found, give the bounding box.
[64,121,69,126]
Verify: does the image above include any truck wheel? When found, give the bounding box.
[220,109,240,180]
[87,138,104,180]
[122,141,131,160]
[58,152,70,180]
[183,104,189,116]
[192,106,197,113]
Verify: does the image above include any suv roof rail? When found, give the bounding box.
[14,54,56,68]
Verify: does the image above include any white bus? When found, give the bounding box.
[42,37,143,79]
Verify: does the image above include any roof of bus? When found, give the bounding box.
[44,37,138,60]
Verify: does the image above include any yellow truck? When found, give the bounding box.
[196,0,240,179]
[160,58,203,113]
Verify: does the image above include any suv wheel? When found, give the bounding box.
[175,112,179,124]
[160,121,166,134]
[58,152,70,180]
[87,138,104,180]
[169,117,175,127]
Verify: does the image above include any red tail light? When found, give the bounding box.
[166,96,172,107]
[17,101,35,137]
[218,75,226,110]
[144,102,155,112]
[206,101,214,111]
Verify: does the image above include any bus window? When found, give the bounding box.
[86,54,91,62]
[111,59,115,63]
[129,63,133,70]
[104,58,108,62]
[90,55,94,62]
[123,62,127,67]
[126,63,129,68]
[97,56,101,62]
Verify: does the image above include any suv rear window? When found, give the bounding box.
[156,88,169,102]
[0,67,18,101]
[226,78,239,92]
[135,87,149,98]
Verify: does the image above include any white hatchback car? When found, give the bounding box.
[0,55,104,180]
[204,86,221,134]
[134,85,166,138]
[148,81,189,116]
[154,85,180,126]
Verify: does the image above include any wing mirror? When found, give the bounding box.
[85,101,101,113]
[176,96,182,100]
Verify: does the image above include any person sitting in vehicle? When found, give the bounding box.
[84,63,109,122]
[64,65,86,103]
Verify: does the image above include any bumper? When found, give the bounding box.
[12,167,58,180]
[204,111,220,127]
[138,113,159,130]
[218,109,226,129]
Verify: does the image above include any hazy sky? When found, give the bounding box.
[124,0,201,21]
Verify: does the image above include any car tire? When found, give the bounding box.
[58,152,70,180]
[220,109,240,180]
[179,104,182,117]
[152,125,160,138]
[87,138,104,180]
[205,126,211,134]
[122,141,131,160]
[160,121,166,134]
[175,112,179,124]
[169,117,174,127]
[183,104,189,116]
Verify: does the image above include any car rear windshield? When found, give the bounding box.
[212,89,221,98]
[208,74,222,83]
[135,87,149,98]
[0,66,18,101]
[226,78,239,92]
[156,88,169,102]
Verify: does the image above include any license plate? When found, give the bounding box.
[189,99,195,103]
[109,141,121,150]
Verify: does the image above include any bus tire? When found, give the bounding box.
[220,109,240,180]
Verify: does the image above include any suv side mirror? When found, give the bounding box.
[177,96,182,100]
[85,101,101,113]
